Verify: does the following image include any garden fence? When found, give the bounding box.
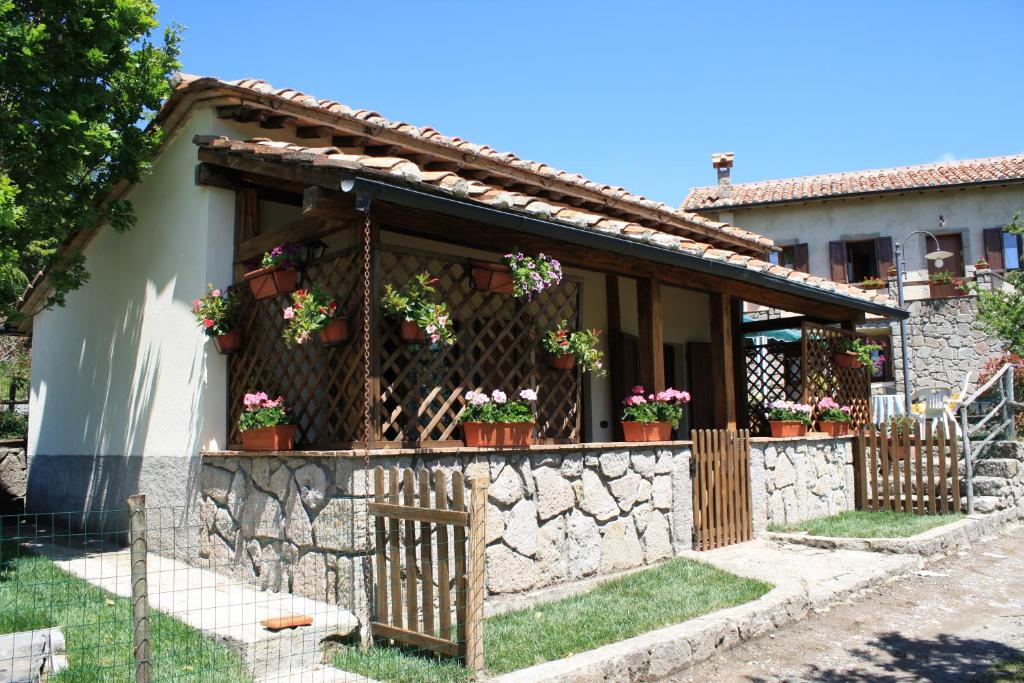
[690,429,753,551]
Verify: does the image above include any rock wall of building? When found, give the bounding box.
[0,442,26,514]
[970,441,1024,513]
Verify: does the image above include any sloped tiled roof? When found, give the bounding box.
[682,154,1024,210]
[195,135,898,310]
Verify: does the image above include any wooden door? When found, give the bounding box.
[687,342,715,430]
[928,234,965,277]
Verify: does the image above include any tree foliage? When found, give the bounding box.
[976,212,1024,354]
[0,0,180,319]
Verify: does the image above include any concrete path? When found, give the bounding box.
[673,522,1024,682]
[28,539,359,680]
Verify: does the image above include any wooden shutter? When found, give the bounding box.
[791,243,809,273]
[875,237,893,277]
[828,241,848,283]
[984,227,1005,271]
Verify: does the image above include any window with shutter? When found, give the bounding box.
[828,241,848,283]
[768,243,810,273]
[984,227,1009,271]
[875,237,893,276]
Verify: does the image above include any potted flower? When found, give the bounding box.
[540,321,607,374]
[244,243,304,300]
[887,265,898,277]
[620,386,691,442]
[976,257,990,269]
[836,338,881,369]
[472,251,562,299]
[816,397,852,437]
[460,389,537,447]
[953,277,970,295]
[766,400,812,438]
[282,285,348,347]
[381,273,456,345]
[192,285,242,354]
[858,276,886,290]
[239,392,297,451]
[928,270,963,298]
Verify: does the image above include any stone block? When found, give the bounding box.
[560,454,584,478]
[630,452,657,478]
[642,510,672,563]
[652,475,672,510]
[294,463,328,512]
[486,545,537,594]
[533,467,575,520]
[579,470,619,521]
[490,465,524,506]
[503,499,538,557]
[599,451,630,478]
[599,517,643,573]
[485,503,505,544]
[201,466,234,505]
[608,473,643,511]
[312,498,366,552]
[537,516,567,584]
[975,458,1020,479]
[567,510,600,578]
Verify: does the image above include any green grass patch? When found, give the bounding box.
[0,549,248,682]
[333,558,772,681]
[987,656,1024,682]
[770,510,963,538]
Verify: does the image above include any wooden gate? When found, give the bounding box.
[691,429,753,550]
[854,421,961,514]
[368,467,487,674]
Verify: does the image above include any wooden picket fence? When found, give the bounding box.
[690,429,753,550]
[369,467,488,673]
[854,421,961,514]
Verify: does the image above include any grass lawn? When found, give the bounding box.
[988,657,1024,682]
[0,550,249,682]
[769,510,963,538]
[333,558,772,682]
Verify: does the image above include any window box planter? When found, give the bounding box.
[240,424,298,451]
[818,421,851,437]
[470,262,514,294]
[213,330,242,355]
[400,320,427,343]
[462,421,534,448]
[768,420,808,438]
[319,319,349,347]
[244,265,299,300]
[928,282,965,299]
[546,353,576,370]
[835,351,863,369]
[621,421,672,442]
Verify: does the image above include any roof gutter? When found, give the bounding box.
[339,174,908,320]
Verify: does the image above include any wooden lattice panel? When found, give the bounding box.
[378,245,581,444]
[802,323,872,428]
[744,340,802,436]
[228,248,366,447]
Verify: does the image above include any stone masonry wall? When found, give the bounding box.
[0,442,26,514]
[892,295,1002,394]
[750,436,855,531]
[970,441,1024,513]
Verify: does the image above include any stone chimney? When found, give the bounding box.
[711,152,734,200]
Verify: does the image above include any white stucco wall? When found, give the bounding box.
[29,108,239,460]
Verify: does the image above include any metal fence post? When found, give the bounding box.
[1005,370,1017,441]
[959,407,974,514]
[128,495,152,683]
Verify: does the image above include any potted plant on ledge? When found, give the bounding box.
[928,270,964,299]
[239,392,297,451]
[620,386,690,442]
[382,273,456,346]
[460,389,537,447]
[282,285,348,347]
[858,276,886,290]
[541,321,607,374]
[766,400,812,438]
[193,285,241,354]
[836,338,881,369]
[244,243,303,300]
[816,397,852,437]
[472,251,562,299]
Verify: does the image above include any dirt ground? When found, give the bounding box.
[673,523,1024,682]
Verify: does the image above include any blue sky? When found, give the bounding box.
[156,1,1024,205]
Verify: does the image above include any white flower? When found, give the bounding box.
[519,388,538,401]
[491,390,507,404]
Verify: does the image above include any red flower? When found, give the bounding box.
[428,277,440,286]
[203,319,215,328]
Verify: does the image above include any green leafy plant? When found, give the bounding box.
[621,386,691,428]
[976,215,1024,354]
[886,415,918,437]
[859,277,886,289]
[501,251,562,299]
[261,243,304,269]
[238,392,292,432]
[460,389,537,424]
[282,285,342,347]
[192,285,239,336]
[0,411,27,439]
[381,273,455,345]
[816,397,852,423]
[766,400,813,425]
[929,270,954,285]
[540,321,607,375]
[0,2,182,318]
[841,337,882,367]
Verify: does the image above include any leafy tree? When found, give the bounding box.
[0,1,181,319]
[976,212,1024,354]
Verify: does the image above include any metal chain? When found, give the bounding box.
[360,208,374,625]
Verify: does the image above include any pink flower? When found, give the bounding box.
[430,334,440,344]
[192,299,201,313]
[298,331,309,344]
[631,385,645,394]
[244,391,269,409]
[283,307,295,320]
[426,324,437,334]
[211,289,221,298]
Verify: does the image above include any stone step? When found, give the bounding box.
[972,495,1003,514]
[975,441,1024,461]
[972,476,1012,497]
[974,458,1020,479]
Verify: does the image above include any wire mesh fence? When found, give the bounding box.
[0,472,486,682]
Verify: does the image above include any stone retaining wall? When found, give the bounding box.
[0,442,26,514]
[971,441,1024,513]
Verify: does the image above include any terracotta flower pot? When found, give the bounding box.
[621,421,672,442]
[929,282,963,299]
[240,424,298,451]
[400,320,426,343]
[818,421,851,437]
[318,319,348,347]
[244,265,299,300]
[834,351,863,369]
[213,330,242,355]
[769,420,808,438]
[462,421,534,448]
[471,262,514,294]
[547,353,576,370]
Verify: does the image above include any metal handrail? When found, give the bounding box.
[958,363,1022,513]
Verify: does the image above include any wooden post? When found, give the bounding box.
[127,495,151,683]
[709,293,737,429]
[606,274,623,438]
[637,278,664,392]
[232,188,259,281]
[465,476,488,676]
[1004,370,1017,441]
[730,298,748,429]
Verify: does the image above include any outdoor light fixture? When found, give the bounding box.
[893,230,951,413]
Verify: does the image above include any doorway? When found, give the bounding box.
[928,233,965,277]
